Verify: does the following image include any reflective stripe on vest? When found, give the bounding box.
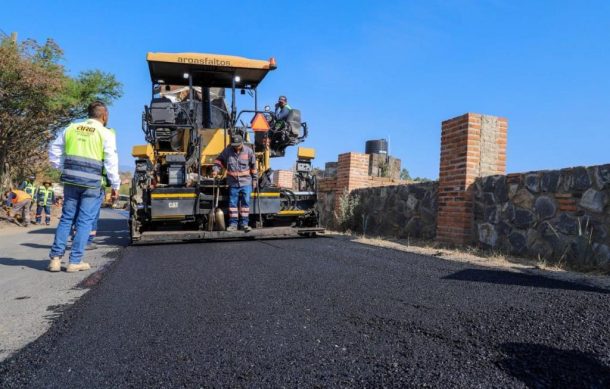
[37,187,53,206]
[60,120,105,189]
[24,183,36,197]
[227,170,251,177]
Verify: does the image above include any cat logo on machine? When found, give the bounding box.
[168,202,179,209]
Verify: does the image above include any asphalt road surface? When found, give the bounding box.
[1,235,609,387]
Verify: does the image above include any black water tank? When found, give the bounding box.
[365,139,388,155]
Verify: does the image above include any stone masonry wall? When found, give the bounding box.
[314,112,610,272]
[317,190,336,228]
[474,164,610,271]
[316,152,410,228]
[349,182,438,238]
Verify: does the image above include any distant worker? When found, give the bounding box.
[19,175,37,199]
[211,134,257,232]
[47,101,119,273]
[19,175,37,211]
[4,188,33,226]
[35,181,55,225]
[274,95,292,121]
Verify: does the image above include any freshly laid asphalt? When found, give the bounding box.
[1,234,609,387]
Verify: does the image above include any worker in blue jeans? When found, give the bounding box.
[211,134,257,232]
[85,127,117,249]
[70,187,105,250]
[86,188,106,249]
[71,129,116,249]
[47,101,119,272]
[50,186,107,269]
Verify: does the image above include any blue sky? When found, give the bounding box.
[2,0,609,178]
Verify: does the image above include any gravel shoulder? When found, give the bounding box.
[0,209,128,362]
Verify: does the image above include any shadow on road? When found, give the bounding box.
[0,257,49,271]
[21,242,52,249]
[24,213,129,247]
[496,342,610,388]
[443,269,609,294]
[95,216,129,247]
[27,228,55,235]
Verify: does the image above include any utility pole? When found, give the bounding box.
[10,32,17,43]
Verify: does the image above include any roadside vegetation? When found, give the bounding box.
[0,33,122,192]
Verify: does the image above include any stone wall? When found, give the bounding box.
[313,111,610,272]
[474,164,610,271]
[316,190,336,228]
[315,152,410,227]
[349,182,438,238]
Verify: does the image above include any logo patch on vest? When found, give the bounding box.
[76,125,96,133]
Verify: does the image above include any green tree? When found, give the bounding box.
[400,168,412,181]
[0,35,122,191]
[413,177,432,183]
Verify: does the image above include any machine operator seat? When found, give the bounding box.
[150,97,176,124]
[285,109,302,140]
[266,108,305,157]
[149,97,185,152]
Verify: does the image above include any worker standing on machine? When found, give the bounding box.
[211,134,257,232]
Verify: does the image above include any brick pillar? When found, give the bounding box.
[436,113,507,245]
[273,170,294,189]
[337,152,370,191]
[334,152,370,211]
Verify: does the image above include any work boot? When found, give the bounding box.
[226,225,238,232]
[48,257,61,272]
[66,262,91,273]
[86,243,98,250]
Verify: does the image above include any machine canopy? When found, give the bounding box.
[147,52,276,88]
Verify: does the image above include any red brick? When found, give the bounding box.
[437,112,508,245]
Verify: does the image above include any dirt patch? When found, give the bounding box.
[0,207,21,229]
